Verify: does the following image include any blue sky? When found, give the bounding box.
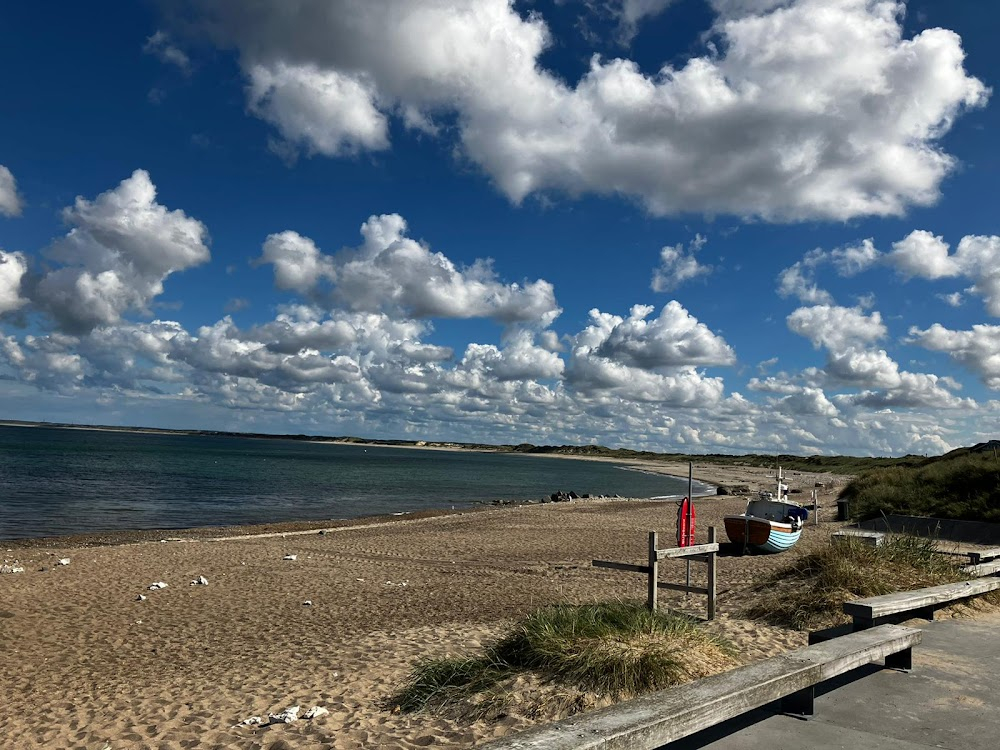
[1,0,998,456]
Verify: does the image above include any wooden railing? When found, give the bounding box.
[592,527,718,619]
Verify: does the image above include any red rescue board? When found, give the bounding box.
[676,497,696,547]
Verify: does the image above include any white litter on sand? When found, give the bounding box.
[190,576,208,585]
[136,594,147,601]
[57,558,70,566]
[148,582,168,590]
[0,564,24,574]
[304,706,329,719]
[283,554,297,561]
[268,706,300,724]
[302,600,313,606]
[234,715,264,727]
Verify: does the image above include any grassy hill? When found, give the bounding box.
[839,443,1000,522]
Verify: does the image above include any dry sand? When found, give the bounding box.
[1,462,854,749]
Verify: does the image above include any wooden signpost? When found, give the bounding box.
[593,526,718,620]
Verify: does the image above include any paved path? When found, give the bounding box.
[672,613,1000,750]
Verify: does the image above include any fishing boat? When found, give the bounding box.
[724,469,808,553]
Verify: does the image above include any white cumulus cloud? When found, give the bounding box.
[777,239,881,304]
[0,165,24,217]
[459,331,564,382]
[777,261,834,306]
[888,230,959,280]
[909,323,1000,389]
[0,251,28,314]
[565,303,733,406]
[259,231,336,295]
[248,62,389,158]
[888,231,1000,315]
[166,0,989,221]
[259,213,561,326]
[787,305,886,352]
[594,302,736,368]
[33,170,211,333]
[651,235,711,292]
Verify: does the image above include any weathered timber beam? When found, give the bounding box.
[968,547,1000,565]
[657,581,710,595]
[844,577,1000,621]
[656,543,719,560]
[592,560,650,574]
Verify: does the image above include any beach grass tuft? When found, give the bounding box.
[742,535,969,630]
[389,654,511,716]
[388,601,736,717]
[492,601,734,696]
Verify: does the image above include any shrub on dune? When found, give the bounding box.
[742,535,969,630]
[389,601,736,718]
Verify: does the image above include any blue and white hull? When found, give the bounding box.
[758,523,802,553]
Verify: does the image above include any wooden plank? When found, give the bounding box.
[593,560,650,575]
[808,622,855,645]
[962,560,1000,577]
[844,577,1000,620]
[648,531,658,612]
[480,625,920,750]
[656,542,719,560]
[707,526,717,621]
[968,547,1000,565]
[832,530,885,547]
[656,581,709,595]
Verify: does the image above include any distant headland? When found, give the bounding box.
[3,418,987,474]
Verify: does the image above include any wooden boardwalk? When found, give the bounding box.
[668,613,1000,750]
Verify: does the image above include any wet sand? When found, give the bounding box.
[1,463,852,749]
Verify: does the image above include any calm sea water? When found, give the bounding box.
[0,426,709,539]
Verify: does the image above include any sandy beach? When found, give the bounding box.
[1,462,854,749]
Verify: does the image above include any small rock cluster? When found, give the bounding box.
[492,491,629,507]
[544,490,586,503]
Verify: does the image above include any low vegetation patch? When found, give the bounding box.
[839,455,1000,522]
[743,535,967,630]
[389,601,736,720]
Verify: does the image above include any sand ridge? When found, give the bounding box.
[2,464,850,749]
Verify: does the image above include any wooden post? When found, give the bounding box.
[707,526,717,621]
[686,463,693,598]
[648,530,659,612]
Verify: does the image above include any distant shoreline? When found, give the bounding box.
[0,419,911,477]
